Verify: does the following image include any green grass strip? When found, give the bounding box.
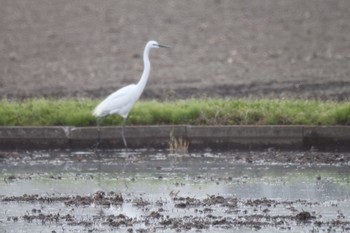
[0,98,349,126]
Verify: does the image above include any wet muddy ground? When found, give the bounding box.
[1,149,350,232]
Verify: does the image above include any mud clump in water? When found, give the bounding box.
[2,191,124,207]
[295,211,314,221]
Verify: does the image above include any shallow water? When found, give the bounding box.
[1,149,350,232]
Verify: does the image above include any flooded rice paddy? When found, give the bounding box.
[1,149,350,232]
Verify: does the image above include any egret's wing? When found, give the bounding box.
[93,84,139,118]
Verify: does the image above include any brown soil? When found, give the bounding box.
[1,0,350,100]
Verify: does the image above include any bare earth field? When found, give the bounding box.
[1,0,350,100]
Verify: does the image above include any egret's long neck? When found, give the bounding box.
[137,46,151,92]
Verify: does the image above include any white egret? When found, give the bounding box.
[92,40,169,147]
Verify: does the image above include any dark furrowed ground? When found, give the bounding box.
[1,0,350,100]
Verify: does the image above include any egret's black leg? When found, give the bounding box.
[97,118,101,145]
[121,118,128,148]
[92,118,101,149]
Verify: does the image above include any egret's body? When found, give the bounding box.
[93,40,168,147]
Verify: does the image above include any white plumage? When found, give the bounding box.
[93,84,139,119]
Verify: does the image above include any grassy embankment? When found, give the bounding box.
[0,98,349,126]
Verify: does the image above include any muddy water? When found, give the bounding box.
[1,149,350,232]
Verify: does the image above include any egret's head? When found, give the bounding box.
[148,40,170,49]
